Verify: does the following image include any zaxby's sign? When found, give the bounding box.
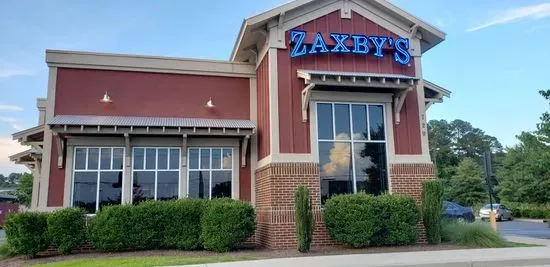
[289,30,411,65]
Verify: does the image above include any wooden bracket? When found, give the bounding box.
[241,135,250,168]
[301,83,315,122]
[52,132,65,169]
[181,134,188,168]
[124,133,131,167]
[394,86,413,124]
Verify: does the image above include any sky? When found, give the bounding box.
[0,0,549,175]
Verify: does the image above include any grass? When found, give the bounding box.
[442,221,525,248]
[31,255,257,267]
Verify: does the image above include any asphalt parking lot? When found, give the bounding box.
[489,220,550,239]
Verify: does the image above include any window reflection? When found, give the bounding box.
[188,148,233,199]
[319,142,352,203]
[316,103,388,203]
[72,147,124,213]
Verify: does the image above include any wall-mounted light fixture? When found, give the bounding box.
[100,91,112,103]
[206,97,216,108]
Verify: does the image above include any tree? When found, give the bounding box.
[14,173,33,207]
[428,119,502,201]
[447,158,487,207]
[497,90,550,204]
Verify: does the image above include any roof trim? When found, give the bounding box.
[297,69,418,89]
[231,0,446,61]
[47,50,256,78]
[12,125,44,141]
[424,79,451,98]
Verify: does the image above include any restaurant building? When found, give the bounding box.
[11,0,450,248]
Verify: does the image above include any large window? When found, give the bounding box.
[72,147,124,213]
[187,148,233,199]
[132,147,180,203]
[316,102,388,203]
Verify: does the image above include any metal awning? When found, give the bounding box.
[48,115,256,136]
[424,80,451,109]
[297,69,419,124]
[9,148,42,171]
[48,115,255,169]
[12,125,44,145]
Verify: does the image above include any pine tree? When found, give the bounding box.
[448,158,487,206]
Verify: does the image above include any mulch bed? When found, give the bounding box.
[1,244,463,267]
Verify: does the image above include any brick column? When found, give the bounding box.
[390,163,436,243]
[255,162,338,248]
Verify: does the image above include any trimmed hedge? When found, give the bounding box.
[421,180,444,245]
[90,199,206,251]
[504,202,550,219]
[4,212,50,257]
[201,199,256,252]
[162,199,205,250]
[373,194,420,246]
[47,208,87,254]
[323,193,420,248]
[295,185,313,252]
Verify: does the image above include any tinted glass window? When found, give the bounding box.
[157,171,179,201]
[369,105,385,141]
[316,103,388,203]
[334,104,351,140]
[317,103,333,140]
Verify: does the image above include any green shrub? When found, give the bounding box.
[374,194,420,246]
[442,221,507,248]
[421,180,444,245]
[89,205,133,251]
[4,212,50,257]
[47,208,87,254]
[90,200,208,251]
[295,185,313,252]
[201,199,256,252]
[162,199,205,250]
[323,194,379,248]
[323,194,420,248]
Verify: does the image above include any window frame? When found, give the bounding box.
[186,147,234,199]
[71,146,125,213]
[315,101,390,196]
[131,147,181,203]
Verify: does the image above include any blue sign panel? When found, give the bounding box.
[289,30,411,65]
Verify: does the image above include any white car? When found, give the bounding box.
[479,204,513,221]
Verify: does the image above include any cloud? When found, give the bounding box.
[0,137,28,176]
[0,117,24,130]
[0,105,23,111]
[468,3,550,32]
[435,18,445,28]
[0,66,32,78]
[0,117,17,123]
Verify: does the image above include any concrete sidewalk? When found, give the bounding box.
[171,244,550,267]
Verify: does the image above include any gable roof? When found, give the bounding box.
[231,0,446,62]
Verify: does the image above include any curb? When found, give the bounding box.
[514,218,546,223]
[378,258,550,267]
[177,258,550,267]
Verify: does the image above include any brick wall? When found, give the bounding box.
[390,163,436,243]
[254,162,435,248]
[255,163,338,248]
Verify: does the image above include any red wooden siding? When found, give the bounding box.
[49,68,252,207]
[55,68,250,119]
[48,137,65,207]
[277,10,421,154]
[256,56,271,160]
[394,89,422,154]
[239,146,251,202]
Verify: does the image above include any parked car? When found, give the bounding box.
[479,204,513,221]
[442,201,475,222]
